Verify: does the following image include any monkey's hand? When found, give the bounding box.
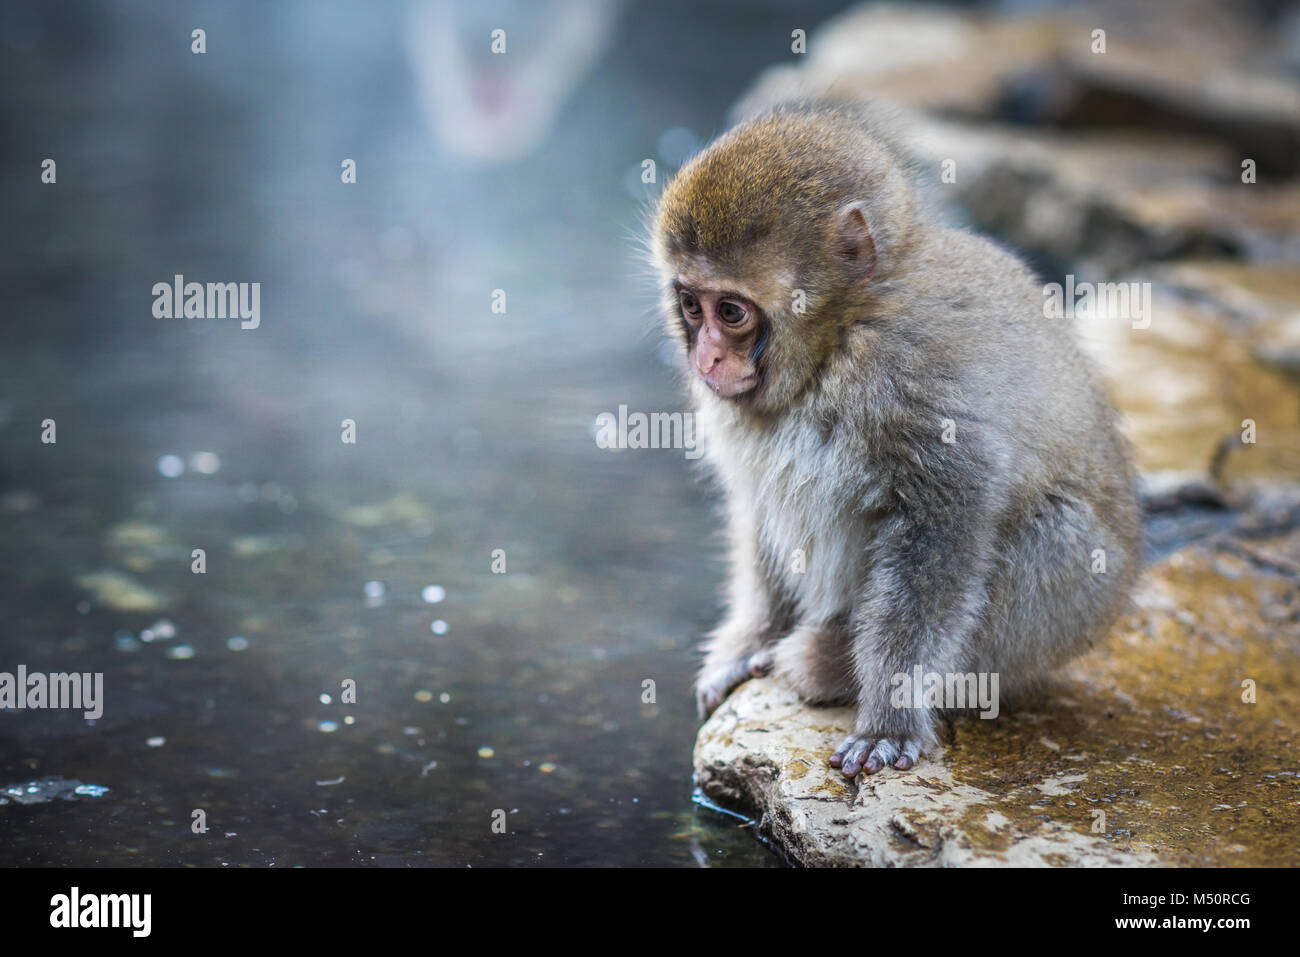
[829,731,928,776]
[695,648,774,720]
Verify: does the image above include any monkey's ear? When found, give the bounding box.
[832,201,878,283]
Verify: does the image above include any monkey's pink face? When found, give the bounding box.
[673,279,763,398]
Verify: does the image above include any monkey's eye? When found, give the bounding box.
[679,291,703,319]
[718,301,747,325]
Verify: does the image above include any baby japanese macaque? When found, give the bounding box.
[651,105,1140,776]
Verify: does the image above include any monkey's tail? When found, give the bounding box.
[1138,432,1243,513]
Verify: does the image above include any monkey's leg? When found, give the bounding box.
[769,621,856,705]
[696,631,776,720]
[695,514,789,719]
[832,506,996,777]
[975,492,1138,696]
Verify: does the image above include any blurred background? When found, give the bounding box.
[1,0,1298,867]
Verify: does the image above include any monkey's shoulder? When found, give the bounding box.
[903,227,1043,320]
[874,227,1103,411]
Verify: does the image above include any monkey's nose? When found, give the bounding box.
[695,348,722,377]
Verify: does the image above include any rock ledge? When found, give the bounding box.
[695,500,1300,867]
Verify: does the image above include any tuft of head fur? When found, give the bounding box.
[655,105,918,276]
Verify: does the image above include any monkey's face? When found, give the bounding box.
[662,248,832,409]
[672,275,763,399]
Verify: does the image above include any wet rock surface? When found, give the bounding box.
[695,485,1300,867]
[904,118,1300,273]
[1075,278,1300,486]
[736,3,1300,272]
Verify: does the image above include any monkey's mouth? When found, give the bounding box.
[704,373,758,399]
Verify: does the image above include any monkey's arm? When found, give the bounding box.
[695,507,786,719]
[833,466,1001,776]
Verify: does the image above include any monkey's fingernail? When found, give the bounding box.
[864,759,882,774]
[828,753,843,768]
[894,755,913,770]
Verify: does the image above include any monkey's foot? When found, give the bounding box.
[829,733,923,777]
[696,649,775,720]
